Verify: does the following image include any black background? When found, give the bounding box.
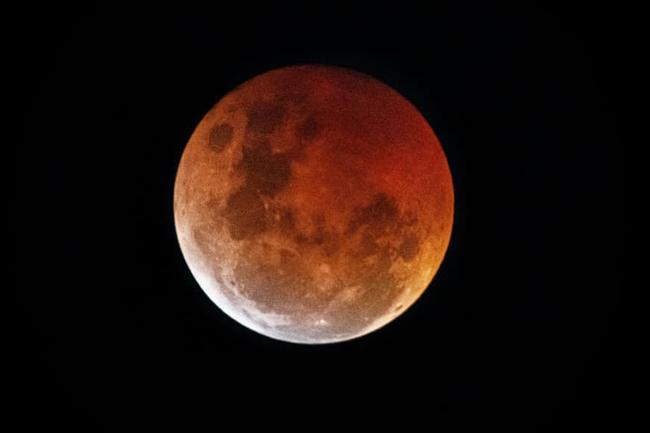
[14,2,628,429]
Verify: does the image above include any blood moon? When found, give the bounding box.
[174,65,454,344]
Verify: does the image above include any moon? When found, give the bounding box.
[174,65,454,344]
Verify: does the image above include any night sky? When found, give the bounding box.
[13,3,628,429]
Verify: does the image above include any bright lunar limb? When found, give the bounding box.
[174,65,454,344]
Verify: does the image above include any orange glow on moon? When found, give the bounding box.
[174,65,454,343]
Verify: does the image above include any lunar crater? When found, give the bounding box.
[208,123,234,152]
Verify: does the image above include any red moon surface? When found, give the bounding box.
[174,65,454,344]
